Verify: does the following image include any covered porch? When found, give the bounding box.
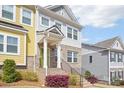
[37,25,64,69]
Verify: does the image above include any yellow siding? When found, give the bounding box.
[0,5,36,57]
[0,29,25,65]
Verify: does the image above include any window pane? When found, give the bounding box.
[7,45,17,53]
[42,17,49,26]
[67,27,72,38]
[0,44,3,52]
[73,29,78,40]
[89,56,92,63]
[0,35,4,43]
[22,17,31,25]
[7,36,18,45]
[67,51,72,62]
[22,9,31,25]
[2,5,13,20]
[55,22,61,30]
[23,10,31,18]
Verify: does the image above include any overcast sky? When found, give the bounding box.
[70,5,124,44]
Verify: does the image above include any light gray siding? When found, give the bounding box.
[82,45,109,81]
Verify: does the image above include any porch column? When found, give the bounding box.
[43,38,47,68]
[57,43,61,68]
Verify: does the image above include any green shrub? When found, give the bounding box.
[0,74,2,80]
[20,71,38,81]
[84,70,92,79]
[120,80,124,85]
[2,59,19,83]
[15,71,22,81]
[69,74,77,85]
[111,80,120,86]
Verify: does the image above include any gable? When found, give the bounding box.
[112,40,123,50]
[45,5,77,22]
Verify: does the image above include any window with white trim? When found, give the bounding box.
[73,29,78,40]
[0,34,19,55]
[2,5,14,20]
[110,52,116,62]
[0,35,4,52]
[67,51,78,63]
[67,27,72,39]
[41,17,49,26]
[55,22,61,30]
[118,53,122,62]
[7,36,18,53]
[22,8,32,25]
[67,26,78,40]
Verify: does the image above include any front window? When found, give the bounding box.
[73,52,77,62]
[2,5,14,20]
[118,71,123,80]
[73,29,78,40]
[0,35,4,52]
[67,51,72,62]
[7,36,18,53]
[67,51,78,63]
[41,17,49,26]
[55,22,61,30]
[67,27,72,39]
[22,8,32,25]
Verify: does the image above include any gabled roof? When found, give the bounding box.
[45,25,64,37]
[95,36,124,49]
[45,5,78,22]
[0,20,28,33]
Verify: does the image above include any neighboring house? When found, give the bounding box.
[82,37,124,84]
[35,5,82,72]
[0,5,36,70]
[0,5,82,74]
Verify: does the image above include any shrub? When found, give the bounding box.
[0,74,2,80]
[69,74,77,85]
[2,59,19,83]
[86,75,98,85]
[20,71,38,81]
[84,70,92,79]
[45,75,69,88]
[120,80,124,85]
[111,80,120,86]
[15,71,22,81]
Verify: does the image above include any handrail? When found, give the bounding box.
[61,58,81,76]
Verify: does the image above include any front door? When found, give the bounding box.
[50,48,57,68]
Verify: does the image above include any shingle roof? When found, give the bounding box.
[95,36,124,49]
[0,20,28,32]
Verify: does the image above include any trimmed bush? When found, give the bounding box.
[111,80,120,86]
[20,71,38,81]
[0,74,2,80]
[2,59,19,83]
[84,70,92,79]
[45,75,69,88]
[69,74,77,85]
[120,80,124,85]
[86,75,98,85]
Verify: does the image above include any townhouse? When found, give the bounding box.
[0,5,82,74]
[82,37,124,84]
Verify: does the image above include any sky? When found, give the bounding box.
[70,5,124,44]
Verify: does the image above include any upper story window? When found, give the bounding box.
[0,35,4,52]
[55,22,61,30]
[67,51,78,63]
[110,52,116,62]
[89,56,92,63]
[67,27,72,39]
[2,5,15,21]
[41,17,49,26]
[118,53,123,62]
[21,7,32,25]
[73,29,78,40]
[67,26,78,40]
[7,36,18,53]
[0,33,19,55]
